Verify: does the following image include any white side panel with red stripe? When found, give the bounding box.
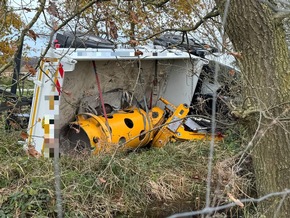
[26,49,76,157]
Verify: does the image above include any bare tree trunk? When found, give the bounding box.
[215,0,290,217]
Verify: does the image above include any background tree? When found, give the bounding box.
[0,1,24,68]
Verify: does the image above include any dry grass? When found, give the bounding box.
[0,126,255,217]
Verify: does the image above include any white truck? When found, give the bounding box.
[25,36,235,157]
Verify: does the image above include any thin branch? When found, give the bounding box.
[138,8,220,41]
[278,0,290,7]
[0,62,13,74]
[36,0,110,69]
[168,189,290,218]
[0,0,46,75]
[274,11,290,20]
[145,0,171,8]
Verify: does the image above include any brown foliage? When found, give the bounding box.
[27,29,39,41]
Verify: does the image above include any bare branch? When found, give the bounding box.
[277,0,290,8]
[0,62,13,74]
[168,189,290,218]
[36,0,109,69]
[144,0,171,8]
[138,7,219,41]
[0,0,46,75]
[274,11,290,20]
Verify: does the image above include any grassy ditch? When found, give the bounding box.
[0,128,255,217]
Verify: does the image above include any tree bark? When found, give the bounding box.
[214,0,290,217]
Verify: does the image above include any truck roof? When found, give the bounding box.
[54,46,203,61]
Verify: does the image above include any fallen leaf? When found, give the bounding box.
[203,44,210,49]
[6,101,14,106]
[20,131,28,140]
[134,50,143,56]
[47,1,58,17]
[9,121,19,129]
[27,29,39,41]
[130,11,139,24]
[98,177,107,183]
[216,132,224,138]
[26,144,42,158]
[227,193,244,208]
[109,21,118,40]
[53,21,58,31]
[63,90,72,96]
[199,3,206,9]
[129,40,139,47]
[25,64,37,75]
[229,69,235,76]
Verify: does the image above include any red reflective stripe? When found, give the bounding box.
[59,63,64,78]
[56,80,61,95]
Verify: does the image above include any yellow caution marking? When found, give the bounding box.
[28,61,44,144]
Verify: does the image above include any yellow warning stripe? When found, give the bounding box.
[28,61,44,144]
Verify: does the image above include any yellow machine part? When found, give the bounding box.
[151,97,223,147]
[152,101,189,147]
[66,97,222,155]
[72,113,112,154]
[69,106,164,155]
[173,125,224,141]
[149,106,165,133]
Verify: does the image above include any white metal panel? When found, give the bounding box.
[55,47,200,61]
[26,49,77,157]
[157,59,206,107]
[26,61,60,156]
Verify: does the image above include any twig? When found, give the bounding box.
[168,189,290,218]
[138,8,219,42]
